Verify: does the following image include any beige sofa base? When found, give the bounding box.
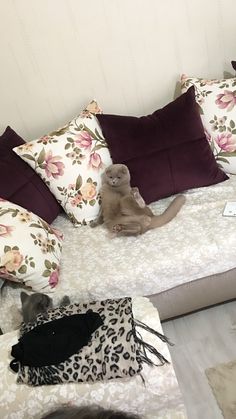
[148,268,236,321]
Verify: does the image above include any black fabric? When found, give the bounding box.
[10,310,103,369]
[231,61,236,71]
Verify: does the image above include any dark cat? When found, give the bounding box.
[20,291,70,324]
[92,163,186,236]
[41,405,141,419]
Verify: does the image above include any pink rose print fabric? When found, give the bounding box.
[181,75,236,174]
[13,101,112,226]
[0,199,63,292]
[215,90,236,112]
[0,224,14,237]
[44,151,65,179]
[75,131,92,149]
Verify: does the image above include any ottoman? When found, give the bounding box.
[0,297,186,419]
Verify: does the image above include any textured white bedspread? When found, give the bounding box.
[0,298,186,419]
[1,175,236,332]
[54,174,236,296]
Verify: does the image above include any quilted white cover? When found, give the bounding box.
[0,298,186,419]
[1,175,236,332]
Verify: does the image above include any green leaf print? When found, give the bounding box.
[94,128,106,141]
[45,260,52,269]
[22,154,36,162]
[76,175,82,191]
[52,262,57,270]
[37,148,46,165]
[218,152,236,157]
[42,269,51,277]
[18,265,27,274]
[29,223,44,229]
[48,125,69,136]
[4,245,11,253]
[217,157,229,164]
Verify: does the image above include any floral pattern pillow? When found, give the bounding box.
[13,101,112,226]
[181,74,236,174]
[0,198,63,292]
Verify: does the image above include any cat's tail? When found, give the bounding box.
[149,195,186,230]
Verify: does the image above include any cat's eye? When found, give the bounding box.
[117,176,121,179]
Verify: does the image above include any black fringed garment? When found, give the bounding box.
[10,311,103,370]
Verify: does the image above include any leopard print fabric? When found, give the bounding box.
[15,297,142,386]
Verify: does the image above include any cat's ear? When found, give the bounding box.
[121,164,128,174]
[20,291,29,305]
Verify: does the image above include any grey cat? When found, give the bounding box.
[92,163,186,236]
[20,291,70,324]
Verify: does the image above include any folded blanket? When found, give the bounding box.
[10,297,170,386]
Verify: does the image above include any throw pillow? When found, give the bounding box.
[96,87,228,204]
[181,74,236,174]
[0,198,63,292]
[0,126,61,224]
[13,102,112,226]
[231,61,236,71]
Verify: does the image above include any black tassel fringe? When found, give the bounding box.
[134,318,174,346]
[134,318,174,368]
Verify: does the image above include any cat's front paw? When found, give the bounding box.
[132,189,146,208]
[60,296,70,306]
[112,224,123,232]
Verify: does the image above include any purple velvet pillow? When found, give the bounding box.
[96,87,228,203]
[0,126,61,223]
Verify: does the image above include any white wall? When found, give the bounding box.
[0,0,235,140]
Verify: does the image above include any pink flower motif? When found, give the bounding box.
[181,74,188,81]
[1,250,23,272]
[89,152,103,169]
[50,227,64,241]
[75,131,92,149]
[44,151,65,179]
[79,101,103,118]
[70,193,82,207]
[18,143,34,152]
[0,224,14,237]
[39,135,50,144]
[215,90,236,112]
[0,269,16,281]
[200,79,216,86]
[198,97,204,106]
[49,268,59,288]
[81,182,97,201]
[218,116,227,126]
[86,100,103,115]
[215,133,236,152]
